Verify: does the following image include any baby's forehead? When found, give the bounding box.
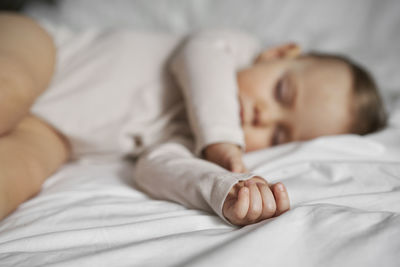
[293,56,353,89]
[291,57,354,138]
[297,54,351,73]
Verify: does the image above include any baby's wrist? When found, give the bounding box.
[205,142,241,151]
[203,142,240,157]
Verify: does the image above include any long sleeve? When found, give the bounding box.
[134,136,256,225]
[169,29,261,156]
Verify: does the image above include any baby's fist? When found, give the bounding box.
[223,177,290,226]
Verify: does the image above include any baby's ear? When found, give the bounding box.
[254,43,301,64]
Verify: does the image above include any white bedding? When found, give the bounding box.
[1,1,400,266]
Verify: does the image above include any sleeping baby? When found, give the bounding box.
[0,13,387,226]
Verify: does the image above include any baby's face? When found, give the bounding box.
[237,55,353,152]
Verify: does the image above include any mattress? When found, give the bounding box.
[1,1,400,266]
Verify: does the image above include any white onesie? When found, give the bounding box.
[32,21,262,224]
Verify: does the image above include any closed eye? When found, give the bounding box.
[274,74,294,107]
[270,124,288,146]
[275,78,284,102]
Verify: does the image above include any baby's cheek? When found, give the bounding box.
[243,126,268,152]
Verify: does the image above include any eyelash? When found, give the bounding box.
[274,76,291,106]
[271,75,292,146]
[275,78,284,103]
[271,125,284,146]
[271,129,280,146]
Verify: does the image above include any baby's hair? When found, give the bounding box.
[303,52,387,135]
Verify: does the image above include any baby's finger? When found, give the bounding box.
[256,183,276,220]
[231,186,250,222]
[271,183,290,216]
[245,180,263,222]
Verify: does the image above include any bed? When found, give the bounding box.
[1,0,400,266]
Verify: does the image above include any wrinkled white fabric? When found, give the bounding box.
[135,136,255,225]
[30,25,261,224]
[0,130,399,267]
[170,29,260,155]
[0,1,399,266]
[31,26,185,157]
[31,25,259,159]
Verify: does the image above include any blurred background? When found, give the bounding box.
[1,0,400,112]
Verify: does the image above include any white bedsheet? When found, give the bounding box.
[0,131,399,267]
[1,0,400,266]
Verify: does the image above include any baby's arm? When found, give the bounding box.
[169,29,260,160]
[135,137,289,226]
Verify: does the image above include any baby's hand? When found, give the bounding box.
[223,177,290,226]
[203,143,248,173]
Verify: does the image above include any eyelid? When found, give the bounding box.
[271,127,279,146]
[286,73,298,108]
[274,74,288,104]
[275,73,296,108]
[271,125,283,146]
[274,77,283,103]
[270,124,290,146]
